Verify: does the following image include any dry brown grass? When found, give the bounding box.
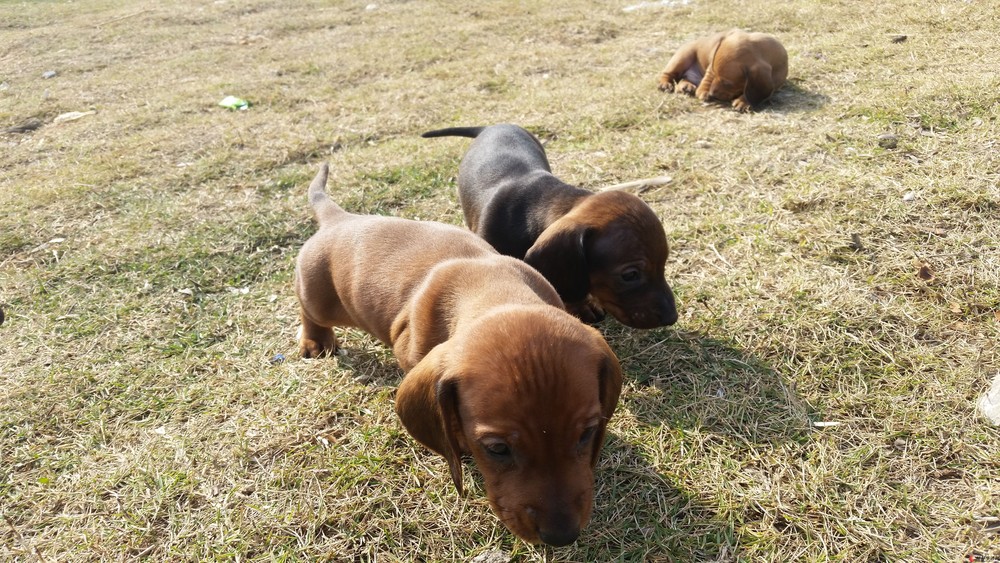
[2,0,999,561]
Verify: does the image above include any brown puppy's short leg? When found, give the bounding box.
[657,43,698,92]
[695,73,715,102]
[657,72,677,92]
[565,297,606,325]
[299,310,337,358]
[731,97,753,113]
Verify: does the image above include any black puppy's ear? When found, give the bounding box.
[524,219,591,303]
[742,63,775,108]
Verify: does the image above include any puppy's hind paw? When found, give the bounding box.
[298,328,338,359]
[300,340,337,359]
[677,80,698,96]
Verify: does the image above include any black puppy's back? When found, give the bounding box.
[422,124,586,257]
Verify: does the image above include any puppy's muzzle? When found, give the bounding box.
[533,509,581,547]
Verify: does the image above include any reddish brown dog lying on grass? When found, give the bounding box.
[295,163,623,547]
[657,29,788,112]
[422,124,678,329]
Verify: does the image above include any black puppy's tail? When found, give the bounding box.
[307,163,346,227]
[420,126,486,139]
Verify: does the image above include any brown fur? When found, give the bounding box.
[294,164,623,547]
[658,29,788,112]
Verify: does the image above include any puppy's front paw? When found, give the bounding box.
[566,299,606,325]
[732,97,754,113]
[657,74,676,92]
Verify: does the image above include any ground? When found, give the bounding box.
[1,0,998,561]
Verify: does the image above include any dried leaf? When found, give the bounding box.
[916,263,934,281]
[949,303,963,314]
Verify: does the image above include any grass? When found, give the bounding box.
[2,0,999,560]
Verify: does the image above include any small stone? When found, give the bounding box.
[979,372,1000,426]
[890,34,907,43]
[470,550,510,563]
[877,133,898,149]
[893,437,906,450]
[0,306,5,325]
[42,70,57,79]
[903,191,916,202]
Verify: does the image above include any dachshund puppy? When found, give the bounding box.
[295,164,623,547]
[422,124,678,329]
[657,29,788,112]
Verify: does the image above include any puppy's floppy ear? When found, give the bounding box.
[590,337,624,468]
[705,30,732,75]
[524,218,592,303]
[742,63,775,108]
[395,344,466,494]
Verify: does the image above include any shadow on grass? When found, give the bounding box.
[330,335,403,387]
[606,325,814,445]
[560,436,735,561]
[547,324,816,559]
[767,79,831,114]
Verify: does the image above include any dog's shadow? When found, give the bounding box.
[767,79,830,113]
[535,324,816,559]
[605,324,814,444]
[326,331,404,387]
[552,435,734,561]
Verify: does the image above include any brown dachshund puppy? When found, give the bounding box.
[657,29,788,112]
[295,163,623,547]
[421,124,678,329]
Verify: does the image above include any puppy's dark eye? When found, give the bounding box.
[578,426,597,447]
[621,269,641,283]
[484,442,511,459]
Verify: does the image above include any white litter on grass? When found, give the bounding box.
[978,372,1000,425]
[812,421,842,428]
[53,111,96,123]
[623,0,692,12]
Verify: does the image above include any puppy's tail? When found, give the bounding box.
[307,163,346,226]
[420,126,486,139]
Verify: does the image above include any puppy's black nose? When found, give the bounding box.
[660,293,679,326]
[538,525,580,548]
